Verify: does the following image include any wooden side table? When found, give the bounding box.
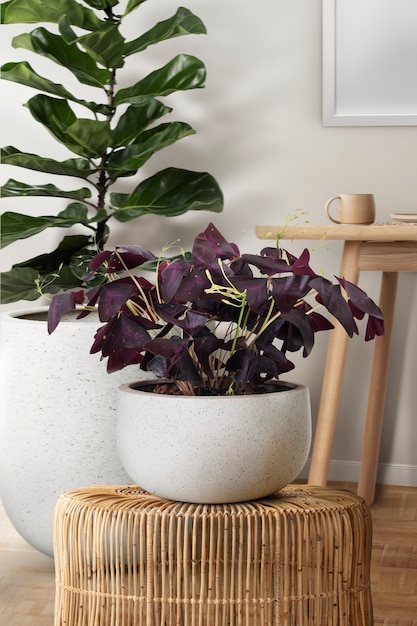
[53,484,373,626]
[256,222,417,504]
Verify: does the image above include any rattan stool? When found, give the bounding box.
[53,485,373,625]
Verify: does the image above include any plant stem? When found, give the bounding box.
[229,292,247,356]
[248,297,281,348]
[95,67,117,250]
[115,250,159,323]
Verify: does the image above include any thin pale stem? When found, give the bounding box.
[114,250,159,323]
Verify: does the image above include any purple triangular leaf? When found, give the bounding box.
[155,303,187,325]
[310,276,354,336]
[226,350,279,391]
[365,315,385,341]
[48,293,76,333]
[159,259,192,302]
[338,277,384,321]
[168,350,201,385]
[241,252,291,276]
[230,277,269,315]
[96,280,138,321]
[168,266,210,302]
[105,245,156,273]
[142,354,169,378]
[90,250,112,272]
[271,275,312,313]
[192,223,239,264]
[193,332,224,378]
[278,309,315,357]
[292,248,317,276]
[106,348,144,373]
[145,336,189,359]
[91,314,152,374]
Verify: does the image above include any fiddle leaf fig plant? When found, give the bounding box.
[0,0,223,304]
[48,223,385,396]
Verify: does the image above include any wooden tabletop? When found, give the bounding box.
[256,222,417,242]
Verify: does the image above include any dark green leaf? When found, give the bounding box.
[0,61,110,114]
[124,0,148,16]
[55,203,108,224]
[1,0,103,31]
[64,118,112,156]
[0,267,41,303]
[56,203,90,222]
[6,233,107,295]
[12,234,92,273]
[111,168,224,220]
[123,8,206,57]
[107,122,195,176]
[69,248,107,283]
[1,179,92,201]
[58,15,83,44]
[2,60,76,100]
[1,205,94,247]
[1,213,65,248]
[111,101,171,147]
[82,0,119,10]
[12,28,111,87]
[77,23,125,69]
[1,261,88,303]
[26,95,112,157]
[58,16,125,70]
[27,93,77,141]
[114,54,206,106]
[1,146,96,179]
[38,263,84,292]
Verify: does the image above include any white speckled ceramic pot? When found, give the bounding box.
[0,308,136,556]
[117,380,311,503]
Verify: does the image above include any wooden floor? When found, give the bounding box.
[0,482,416,625]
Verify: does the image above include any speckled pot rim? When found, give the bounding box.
[0,306,98,324]
[120,379,304,400]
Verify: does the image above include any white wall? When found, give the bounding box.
[1,0,416,482]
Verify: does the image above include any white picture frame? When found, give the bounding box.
[322,0,417,126]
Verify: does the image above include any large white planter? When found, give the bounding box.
[117,380,311,503]
[0,307,135,556]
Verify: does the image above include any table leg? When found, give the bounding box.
[358,271,398,505]
[308,241,362,487]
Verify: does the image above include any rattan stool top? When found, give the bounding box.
[54,484,373,626]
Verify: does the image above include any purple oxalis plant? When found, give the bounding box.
[48,223,384,395]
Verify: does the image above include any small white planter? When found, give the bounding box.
[117,380,311,503]
[0,307,137,556]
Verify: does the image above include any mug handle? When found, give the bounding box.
[324,196,341,224]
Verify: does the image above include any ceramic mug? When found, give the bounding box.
[325,194,375,224]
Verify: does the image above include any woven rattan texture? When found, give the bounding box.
[53,485,373,625]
